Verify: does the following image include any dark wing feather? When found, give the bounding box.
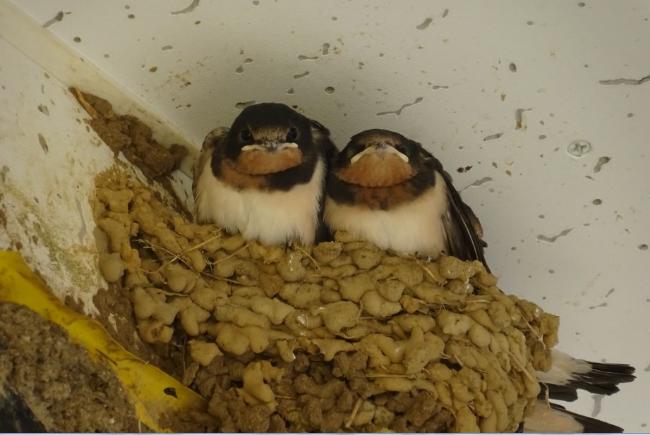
[192,127,229,211]
[310,119,337,243]
[420,149,489,269]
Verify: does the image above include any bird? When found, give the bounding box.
[325,128,635,432]
[193,103,336,246]
[324,128,488,265]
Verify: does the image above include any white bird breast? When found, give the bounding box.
[194,155,325,245]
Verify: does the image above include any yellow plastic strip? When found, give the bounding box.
[0,250,206,432]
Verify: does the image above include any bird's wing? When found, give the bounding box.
[192,127,229,198]
[192,127,229,220]
[440,170,489,268]
[310,119,338,167]
[425,154,489,269]
[310,119,337,243]
[537,349,635,400]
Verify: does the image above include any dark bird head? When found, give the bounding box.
[222,103,321,177]
[333,129,430,188]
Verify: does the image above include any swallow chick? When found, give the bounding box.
[324,128,488,265]
[193,103,336,245]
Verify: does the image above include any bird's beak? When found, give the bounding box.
[242,142,299,153]
[350,144,409,164]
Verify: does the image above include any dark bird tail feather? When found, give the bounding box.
[537,351,635,402]
[524,400,623,433]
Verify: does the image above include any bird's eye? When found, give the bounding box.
[239,129,253,142]
[286,127,298,142]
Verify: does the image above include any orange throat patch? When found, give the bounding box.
[336,153,415,188]
[235,148,303,176]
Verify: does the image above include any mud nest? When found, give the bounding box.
[93,168,559,432]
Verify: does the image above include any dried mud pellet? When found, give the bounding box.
[394,263,424,287]
[333,230,356,242]
[399,294,423,313]
[214,257,236,277]
[373,405,395,427]
[276,340,297,362]
[446,279,473,295]
[351,248,382,269]
[475,269,498,287]
[98,252,125,282]
[312,241,342,264]
[368,264,394,281]
[94,227,109,252]
[180,303,211,336]
[215,305,270,329]
[374,377,414,392]
[259,272,283,297]
[427,362,453,382]
[339,273,374,302]
[435,382,453,408]
[97,217,129,253]
[239,361,276,407]
[320,288,342,303]
[320,301,358,333]
[190,281,230,311]
[377,279,405,302]
[247,296,294,325]
[189,339,223,366]
[362,291,401,318]
[439,255,477,281]
[312,338,354,360]
[124,270,149,288]
[96,188,134,213]
[353,401,376,426]
[437,311,473,335]
[449,377,473,402]
[163,263,197,293]
[279,283,321,308]
[480,408,498,432]
[454,405,480,432]
[413,282,463,304]
[469,323,492,347]
[403,329,444,374]
[488,301,511,330]
[468,309,500,332]
[221,234,246,252]
[391,314,435,335]
[276,251,306,282]
[329,254,352,268]
[487,389,509,432]
[187,250,206,272]
[137,319,173,343]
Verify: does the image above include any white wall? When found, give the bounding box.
[2,0,649,430]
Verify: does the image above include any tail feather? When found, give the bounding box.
[536,350,635,401]
[524,400,623,433]
[539,383,579,402]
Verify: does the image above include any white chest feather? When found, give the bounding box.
[194,157,325,245]
[324,173,449,257]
